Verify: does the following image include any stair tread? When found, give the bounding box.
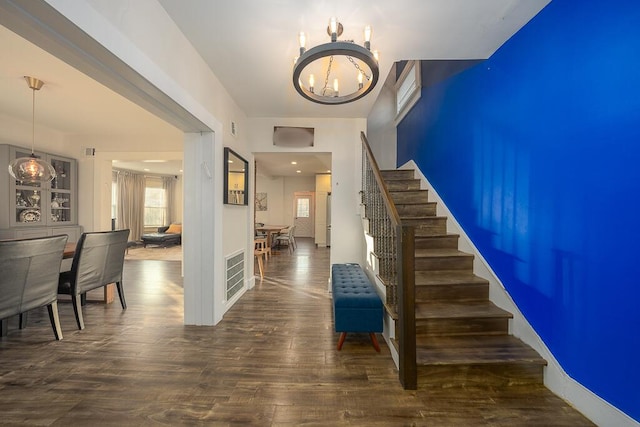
[416,335,547,365]
[390,189,427,193]
[414,233,459,239]
[395,201,437,206]
[398,215,440,220]
[414,248,473,258]
[415,271,489,286]
[403,216,448,222]
[415,301,513,319]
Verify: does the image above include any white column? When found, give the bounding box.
[183,131,224,325]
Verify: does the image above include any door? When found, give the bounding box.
[293,192,314,238]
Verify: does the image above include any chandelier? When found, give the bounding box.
[8,76,56,183]
[293,17,379,105]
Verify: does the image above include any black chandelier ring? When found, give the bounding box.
[293,41,379,105]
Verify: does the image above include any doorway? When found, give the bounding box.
[293,191,314,238]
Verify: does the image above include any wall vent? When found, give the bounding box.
[83,147,96,157]
[225,250,244,300]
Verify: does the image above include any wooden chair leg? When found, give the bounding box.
[256,253,264,278]
[72,294,85,330]
[0,319,7,337]
[47,302,63,340]
[369,332,381,352]
[337,332,347,350]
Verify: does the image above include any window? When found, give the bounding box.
[394,60,421,125]
[111,181,117,226]
[296,198,310,218]
[144,186,167,227]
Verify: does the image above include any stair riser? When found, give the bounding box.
[415,284,489,302]
[414,235,459,249]
[381,170,414,180]
[386,180,421,191]
[415,256,473,271]
[390,191,429,204]
[417,364,544,388]
[415,318,509,336]
[396,203,437,217]
[411,221,448,236]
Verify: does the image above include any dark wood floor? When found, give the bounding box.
[0,238,592,426]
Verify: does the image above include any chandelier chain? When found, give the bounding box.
[322,55,334,96]
[348,56,371,81]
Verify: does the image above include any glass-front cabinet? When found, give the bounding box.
[1,144,79,241]
[11,147,76,227]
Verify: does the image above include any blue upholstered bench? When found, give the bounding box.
[331,263,383,352]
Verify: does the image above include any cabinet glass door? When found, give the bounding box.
[13,148,45,226]
[49,156,73,224]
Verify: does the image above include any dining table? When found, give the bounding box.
[63,242,76,259]
[255,225,287,249]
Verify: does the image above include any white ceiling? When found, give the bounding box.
[158,0,549,118]
[256,152,332,178]
[0,0,549,175]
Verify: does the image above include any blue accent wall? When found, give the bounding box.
[397,0,640,421]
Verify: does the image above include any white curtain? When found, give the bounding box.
[116,170,145,241]
[162,176,175,224]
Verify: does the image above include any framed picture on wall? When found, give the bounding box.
[255,192,268,211]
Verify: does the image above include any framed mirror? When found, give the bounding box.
[224,147,248,205]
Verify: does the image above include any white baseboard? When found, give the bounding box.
[401,160,638,427]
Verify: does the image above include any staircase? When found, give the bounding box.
[380,169,547,388]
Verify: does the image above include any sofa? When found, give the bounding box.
[141,224,182,248]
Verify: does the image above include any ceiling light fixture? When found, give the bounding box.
[293,17,379,105]
[8,77,56,183]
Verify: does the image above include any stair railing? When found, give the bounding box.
[360,132,416,389]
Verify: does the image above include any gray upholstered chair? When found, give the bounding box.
[0,234,68,340]
[58,229,129,330]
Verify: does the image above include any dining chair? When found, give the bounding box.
[274,226,296,253]
[255,222,267,239]
[58,229,129,330]
[0,234,68,340]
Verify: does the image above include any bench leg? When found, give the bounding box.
[337,332,347,350]
[369,333,381,352]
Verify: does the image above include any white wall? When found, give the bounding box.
[366,63,398,170]
[255,175,284,225]
[247,117,365,267]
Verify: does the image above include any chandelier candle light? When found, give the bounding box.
[293,17,379,105]
[8,76,56,183]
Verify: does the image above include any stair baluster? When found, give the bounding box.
[360,132,417,389]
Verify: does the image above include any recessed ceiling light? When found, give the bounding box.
[327,170,331,173]
[291,161,297,165]
[296,170,301,173]
[143,168,151,172]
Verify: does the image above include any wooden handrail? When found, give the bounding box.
[360,131,417,390]
[360,132,402,228]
